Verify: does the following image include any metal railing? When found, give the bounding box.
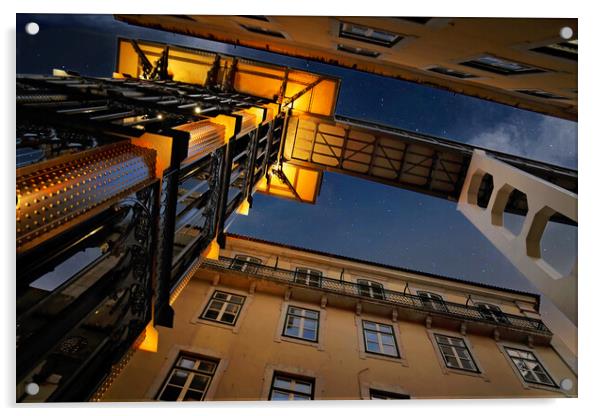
[201,257,552,335]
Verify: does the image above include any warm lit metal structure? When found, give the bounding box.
[16,39,340,401]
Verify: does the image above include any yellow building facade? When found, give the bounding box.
[101,234,576,401]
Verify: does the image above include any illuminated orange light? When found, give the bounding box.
[203,238,220,260]
[243,107,265,126]
[209,114,238,142]
[137,321,159,353]
[236,199,250,216]
[256,162,322,204]
[131,133,173,177]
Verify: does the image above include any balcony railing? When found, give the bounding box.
[201,257,552,335]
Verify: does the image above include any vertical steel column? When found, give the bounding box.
[154,168,179,328]
[262,120,276,177]
[216,141,235,248]
[244,129,261,202]
[276,109,292,169]
[155,129,190,327]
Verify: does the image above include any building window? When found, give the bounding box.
[428,66,477,79]
[283,306,320,342]
[230,254,262,273]
[417,291,448,312]
[269,373,314,400]
[504,347,556,387]
[240,24,285,38]
[434,334,479,373]
[362,320,399,357]
[531,40,577,61]
[294,267,322,287]
[515,89,567,100]
[475,302,510,324]
[156,354,218,401]
[369,389,410,399]
[461,55,545,75]
[357,279,385,300]
[200,290,246,325]
[337,44,381,58]
[339,22,402,47]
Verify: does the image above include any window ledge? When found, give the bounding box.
[191,317,241,333]
[276,335,323,351]
[360,351,409,367]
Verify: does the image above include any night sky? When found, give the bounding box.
[16,14,577,293]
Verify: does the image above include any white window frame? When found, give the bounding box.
[416,290,448,312]
[426,329,488,380]
[260,364,321,400]
[338,22,403,47]
[459,54,547,75]
[354,315,407,365]
[357,279,385,300]
[433,334,480,373]
[362,320,399,358]
[294,267,322,288]
[155,354,219,401]
[274,300,326,350]
[475,302,510,324]
[230,254,262,273]
[193,287,253,333]
[199,290,246,326]
[268,372,315,400]
[282,305,320,342]
[500,344,559,389]
[146,345,228,402]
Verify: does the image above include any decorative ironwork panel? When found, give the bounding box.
[202,257,551,336]
[16,181,158,402]
[170,147,225,290]
[154,168,178,322]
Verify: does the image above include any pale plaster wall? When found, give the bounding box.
[103,274,576,401]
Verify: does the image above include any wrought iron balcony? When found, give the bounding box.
[201,257,552,336]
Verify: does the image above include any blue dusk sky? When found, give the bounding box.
[16,14,577,294]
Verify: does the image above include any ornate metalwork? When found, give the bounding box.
[241,131,258,199]
[169,148,225,291]
[202,256,552,336]
[205,147,226,241]
[154,169,178,324]
[16,182,158,402]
